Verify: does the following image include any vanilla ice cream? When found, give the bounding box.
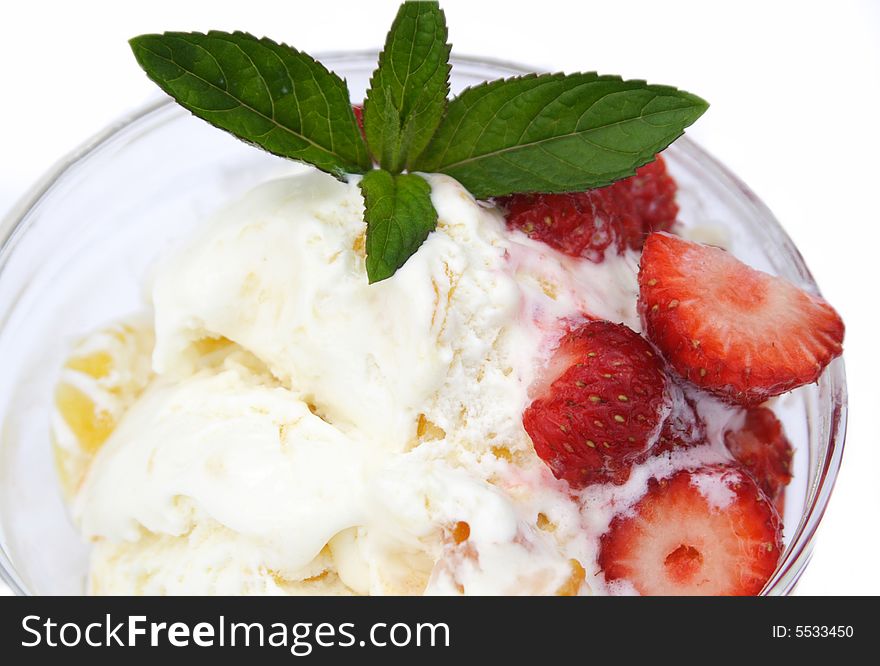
[55,168,737,595]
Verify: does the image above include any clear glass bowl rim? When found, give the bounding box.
[0,51,847,596]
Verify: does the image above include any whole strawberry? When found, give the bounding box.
[523,320,669,487]
[638,232,844,406]
[616,155,678,235]
[498,156,677,262]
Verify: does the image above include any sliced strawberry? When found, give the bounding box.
[725,407,793,513]
[498,156,677,262]
[523,321,669,487]
[638,233,844,406]
[598,466,782,595]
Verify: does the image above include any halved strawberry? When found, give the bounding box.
[523,320,669,487]
[725,407,793,514]
[598,466,782,595]
[638,233,844,406]
[498,156,677,262]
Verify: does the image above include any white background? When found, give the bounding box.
[1,0,877,595]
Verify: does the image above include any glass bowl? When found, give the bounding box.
[0,53,847,595]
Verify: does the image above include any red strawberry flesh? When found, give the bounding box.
[725,407,793,512]
[598,466,782,595]
[638,232,844,406]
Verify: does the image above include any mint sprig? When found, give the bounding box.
[413,73,709,198]
[360,170,438,284]
[129,31,370,178]
[364,1,450,172]
[129,1,708,283]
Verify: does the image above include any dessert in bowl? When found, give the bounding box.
[0,5,846,596]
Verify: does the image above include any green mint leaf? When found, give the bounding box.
[129,31,371,178]
[413,73,708,198]
[360,170,438,283]
[363,1,450,172]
